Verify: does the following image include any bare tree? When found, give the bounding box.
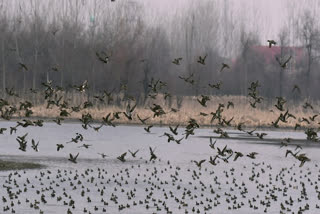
[297,10,320,97]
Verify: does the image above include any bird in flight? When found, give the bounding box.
[31,139,39,152]
[117,152,127,162]
[197,54,207,65]
[128,149,139,157]
[149,147,157,161]
[193,159,206,168]
[276,55,292,68]
[172,57,182,65]
[144,125,153,133]
[267,40,276,48]
[220,63,230,72]
[68,153,79,163]
[56,144,64,151]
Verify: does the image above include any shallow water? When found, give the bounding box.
[0,121,319,213]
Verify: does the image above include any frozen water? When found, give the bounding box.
[0,121,319,213]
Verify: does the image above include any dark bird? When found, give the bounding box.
[53,117,64,125]
[220,63,230,72]
[169,124,179,135]
[68,153,79,163]
[31,139,39,152]
[18,62,28,71]
[227,101,234,109]
[246,152,258,159]
[197,95,210,107]
[128,149,139,158]
[292,84,301,93]
[78,144,92,149]
[179,73,195,85]
[137,115,150,124]
[73,80,88,93]
[267,40,276,48]
[160,132,175,143]
[0,128,7,134]
[209,156,218,166]
[144,125,153,133]
[233,152,244,161]
[208,81,222,90]
[193,159,206,168]
[123,103,137,120]
[96,51,111,64]
[17,133,28,152]
[280,141,288,148]
[149,147,157,161]
[309,114,318,122]
[303,102,313,110]
[175,137,183,144]
[276,55,292,68]
[296,153,310,167]
[98,153,108,158]
[197,54,207,65]
[209,137,217,149]
[256,132,267,139]
[56,144,64,151]
[172,57,182,65]
[117,152,127,162]
[294,123,301,130]
[246,128,256,136]
[5,88,19,97]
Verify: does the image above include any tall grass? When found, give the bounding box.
[5,91,318,129]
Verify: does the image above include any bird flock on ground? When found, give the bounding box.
[0,39,319,213]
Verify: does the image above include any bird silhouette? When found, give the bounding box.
[209,156,218,165]
[56,144,64,151]
[73,80,88,93]
[197,95,210,107]
[68,153,79,163]
[18,62,28,71]
[276,55,292,68]
[31,139,39,152]
[96,51,111,64]
[246,152,258,159]
[267,40,276,48]
[149,147,157,161]
[220,63,230,72]
[172,57,182,65]
[193,159,206,168]
[256,132,267,139]
[97,153,108,158]
[137,115,150,124]
[208,81,222,90]
[117,152,127,162]
[123,103,137,120]
[209,137,217,149]
[144,125,153,133]
[292,84,301,93]
[197,54,207,65]
[233,152,243,161]
[128,149,139,157]
[78,144,92,149]
[169,124,179,135]
[174,137,183,144]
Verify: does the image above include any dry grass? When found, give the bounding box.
[13,93,319,129]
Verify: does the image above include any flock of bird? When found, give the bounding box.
[0,39,319,213]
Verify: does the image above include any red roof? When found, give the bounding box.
[250,46,304,64]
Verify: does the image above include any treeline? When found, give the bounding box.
[0,0,320,103]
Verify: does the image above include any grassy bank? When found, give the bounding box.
[18,94,319,129]
[0,160,43,171]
